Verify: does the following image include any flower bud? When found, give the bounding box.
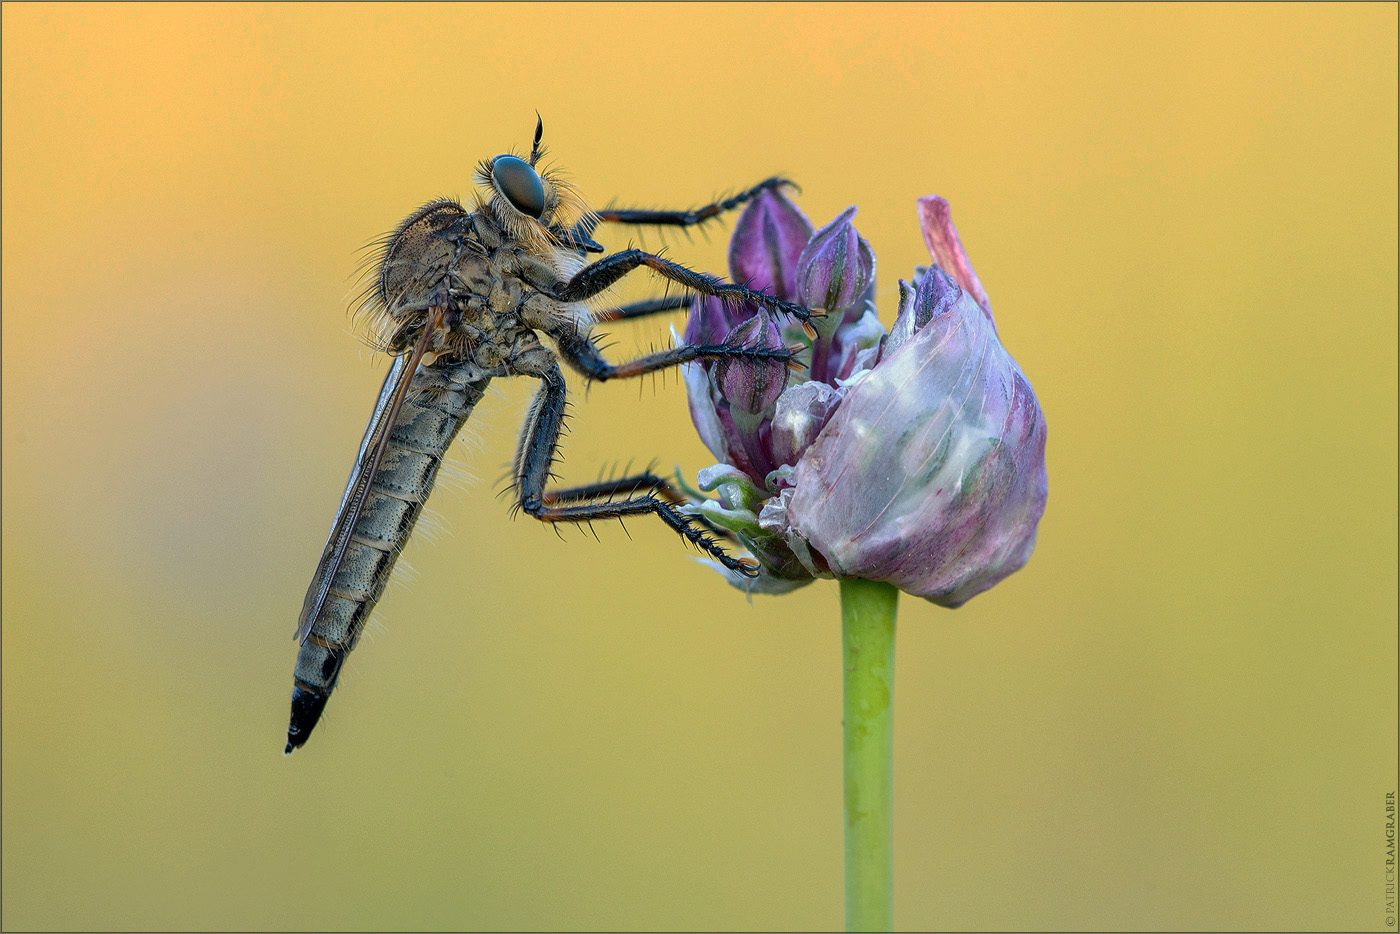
[886,262,961,354]
[728,187,815,301]
[684,293,741,349]
[796,206,876,329]
[684,191,1044,606]
[769,380,843,471]
[715,313,788,415]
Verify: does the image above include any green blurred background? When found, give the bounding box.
[3,4,1395,930]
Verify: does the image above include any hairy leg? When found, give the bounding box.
[512,362,754,575]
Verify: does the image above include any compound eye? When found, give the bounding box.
[491,155,546,219]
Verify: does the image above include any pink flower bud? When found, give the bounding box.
[782,197,1046,605]
[796,206,875,326]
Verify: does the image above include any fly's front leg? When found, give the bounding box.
[547,249,817,323]
[594,177,797,229]
[513,361,755,575]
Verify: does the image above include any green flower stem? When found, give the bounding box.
[841,578,898,932]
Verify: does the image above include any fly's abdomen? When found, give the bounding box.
[287,359,490,752]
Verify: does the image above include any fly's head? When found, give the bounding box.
[474,116,591,263]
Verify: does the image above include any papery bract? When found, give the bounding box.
[783,256,1046,607]
[917,195,993,322]
[769,380,844,472]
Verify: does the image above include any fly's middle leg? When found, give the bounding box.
[591,295,692,325]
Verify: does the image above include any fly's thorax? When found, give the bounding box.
[471,206,587,284]
[377,200,472,309]
[475,214,593,338]
[370,202,592,371]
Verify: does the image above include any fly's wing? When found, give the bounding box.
[294,353,412,643]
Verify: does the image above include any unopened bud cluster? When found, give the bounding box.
[683,189,1047,606]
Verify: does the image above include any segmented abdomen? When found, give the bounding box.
[288,359,489,750]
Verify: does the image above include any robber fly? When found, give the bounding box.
[285,119,814,753]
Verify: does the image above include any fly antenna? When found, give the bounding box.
[530,112,544,166]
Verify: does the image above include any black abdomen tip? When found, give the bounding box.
[286,683,330,754]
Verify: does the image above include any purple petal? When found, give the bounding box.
[683,360,729,463]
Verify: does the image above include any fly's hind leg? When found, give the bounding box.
[542,471,740,545]
[543,471,684,506]
[512,360,755,575]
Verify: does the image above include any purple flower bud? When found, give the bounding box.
[685,191,1044,604]
[716,314,788,415]
[796,206,876,327]
[886,263,962,354]
[728,187,815,301]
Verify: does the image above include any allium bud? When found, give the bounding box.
[796,206,876,329]
[684,293,740,348]
[683,190,1046,607]
[716,313,788,415]
[728,187,815,301]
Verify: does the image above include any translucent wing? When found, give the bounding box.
[295,314,441,643]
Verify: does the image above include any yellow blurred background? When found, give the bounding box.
[3,3,1395,930]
